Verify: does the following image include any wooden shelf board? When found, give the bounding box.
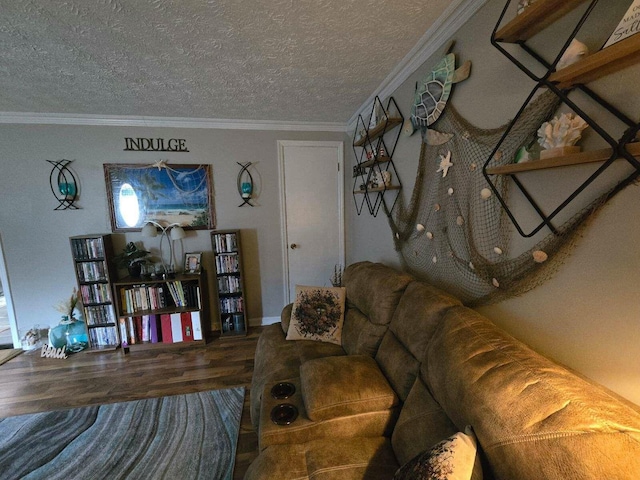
[359,156,391,169]
[354,185,402,194]
[486,143,640,174]
[353,117,403,147]
[84,344,119,353]
[549,34,640,89]
[125,339,206,351]
[495,0,587,43]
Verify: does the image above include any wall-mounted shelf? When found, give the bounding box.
[487,142,640,175]
[352,96,404,217]
[495,0,587,43]
[486,0,640,238]
[354,185,401,194]
[353,117,403,147]
[548,34,640,89]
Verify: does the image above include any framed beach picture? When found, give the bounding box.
[184,252,202,274]
[104,163,215,232]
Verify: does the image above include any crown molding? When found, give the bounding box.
[0,111,349,132]
[347,0,489,130]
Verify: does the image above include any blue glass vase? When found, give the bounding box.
[49,316,89,353]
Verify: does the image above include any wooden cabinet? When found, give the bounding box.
[112,273,207,350]
[211,230,247,337]
[352,96,403,217]
[485,0,640,237]
[70,234,120,351]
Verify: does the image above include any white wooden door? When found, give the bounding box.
[278,141,344,304]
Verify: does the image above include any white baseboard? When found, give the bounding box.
[249,316,280,327]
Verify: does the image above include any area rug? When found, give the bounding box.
[0,349,22,366]
[0,387,244,480]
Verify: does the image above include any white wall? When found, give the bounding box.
[0,124,343,338]
[346,0,640,405]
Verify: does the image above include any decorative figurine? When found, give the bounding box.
[556,39,589,70]
[537,113,588,159]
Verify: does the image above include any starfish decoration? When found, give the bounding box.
[151,159,168,170]
[436,150,453,178]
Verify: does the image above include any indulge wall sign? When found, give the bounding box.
[124,137,189,152]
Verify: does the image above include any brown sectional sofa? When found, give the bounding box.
[246,261,640,479]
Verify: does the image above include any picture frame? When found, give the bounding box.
[104,163,215,232]
[184,252,202,274]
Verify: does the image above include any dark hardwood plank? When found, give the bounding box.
[0,328,264,479]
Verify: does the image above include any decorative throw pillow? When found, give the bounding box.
[286,285,346,345]
[394,426,482,480]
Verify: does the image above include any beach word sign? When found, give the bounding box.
[41,343,68,359]
[603,0,640,49]
[124,137,189,152]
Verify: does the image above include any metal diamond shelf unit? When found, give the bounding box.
[484,0,640,237]
[352,96,404,217]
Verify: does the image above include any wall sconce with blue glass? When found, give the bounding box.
[47,159,79,210]
[237,162,254,207]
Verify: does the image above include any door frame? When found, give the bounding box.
[0,233,19,348]
[277,140,345,304]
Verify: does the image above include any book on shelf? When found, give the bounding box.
[213,233,238,253]
[161,314,173,343]
[180,312,194,342]
[88,325,118,347]
[149,314,161,343]
[71,237,105,260]
[191,311,203,341]
[170,313,183,342]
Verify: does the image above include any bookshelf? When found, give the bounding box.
[112,273,207,351]
[211,229,247,337]
[69,234,120,351]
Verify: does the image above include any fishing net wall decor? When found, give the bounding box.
[386,91,620,306]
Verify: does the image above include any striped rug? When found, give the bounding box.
[0,387,244,480]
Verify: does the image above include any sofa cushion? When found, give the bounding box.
[376,281,461,401]
[245,437,400,480]
[343,261,413,327]
[392,377,458,466]
[300,355,398,422]
[287,285,346,345]
[393,426,482,480]
[424,306,640,480]
[341,307,388,357]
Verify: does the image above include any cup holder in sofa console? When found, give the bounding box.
[271,382,296,399]
[271,403,298,425]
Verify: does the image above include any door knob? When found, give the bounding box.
[290,243,298,249]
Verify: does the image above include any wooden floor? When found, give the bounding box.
[0,328,263,479]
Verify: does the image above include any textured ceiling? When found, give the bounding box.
[0,0,454,123]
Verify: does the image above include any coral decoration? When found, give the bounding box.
[537,113,588,150]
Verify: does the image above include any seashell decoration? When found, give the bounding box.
[432,256,437,264]
[480,188,492,199]
[494,247,503,255]
[434,203,441,211]
[426,232,434,239]
[416,223,425,232]
[492,278,500,288]
[532,250,548,263]
[517,0,537,14]
[469,262,475,270]
[537,113,588,150]
[456,216,464,226]
[556,39,589,71]
[448,188,454,195]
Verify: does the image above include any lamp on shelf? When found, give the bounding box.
[141,220,186,276]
